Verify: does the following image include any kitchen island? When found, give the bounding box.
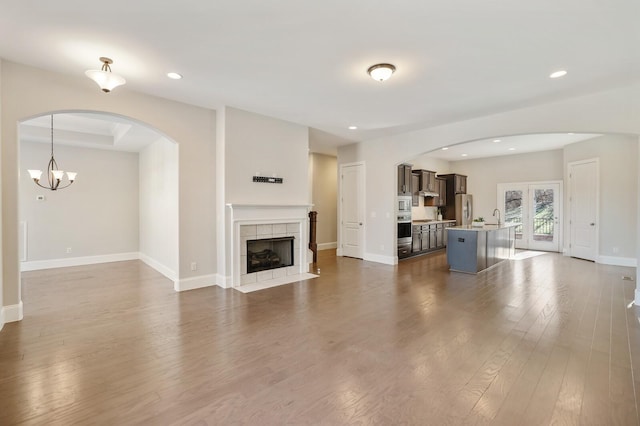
[446,223,518,273]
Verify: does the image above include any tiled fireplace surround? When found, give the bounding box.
[228,204,311,288]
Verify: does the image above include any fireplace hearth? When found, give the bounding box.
[247,236,294,274]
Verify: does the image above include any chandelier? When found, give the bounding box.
[27,115,77,191]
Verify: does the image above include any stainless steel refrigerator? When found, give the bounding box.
[454,194,473,226]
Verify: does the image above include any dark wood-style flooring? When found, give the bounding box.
[1,250,639,425]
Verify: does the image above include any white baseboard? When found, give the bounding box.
[336,248,343,256]
[175,274,217,292]
[3,301,24,323]
[635,289,640,306]
[597,255,637,267]
[318,242,337,250]
[364,252,397,265]
[21,252,140,272]
[0,307,4,331]
[216,274,232,289]
[139,253,177,281]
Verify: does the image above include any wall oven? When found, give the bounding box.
[397,218,412,244]
[397,196,413,258]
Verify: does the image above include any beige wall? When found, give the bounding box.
[1,60,216,309]
[224,107,309,205]
[564,134,638,259]
[139,138,179,278]
[20,141,139,261]
[309,153,337,247]
[451,149,564,221]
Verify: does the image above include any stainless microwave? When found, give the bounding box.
[398,196,412,213]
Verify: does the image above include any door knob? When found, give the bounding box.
[590,223,595,226]
[359,223,363,226]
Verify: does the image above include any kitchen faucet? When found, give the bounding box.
[493,208,501,225]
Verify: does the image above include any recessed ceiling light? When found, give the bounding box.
[549,70,567,79]
[348,126,358,130]
[493,139,501,143]
[508,147,516,151]
[167,72,183,80]
[568,132,575,135]
[441,147,449,150]
[461,153,468,157]
[367,63,396,82]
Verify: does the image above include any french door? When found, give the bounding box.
[497,182,561,252]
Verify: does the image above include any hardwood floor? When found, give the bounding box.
[1,250,639,425]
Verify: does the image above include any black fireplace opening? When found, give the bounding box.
[247,236,294,274]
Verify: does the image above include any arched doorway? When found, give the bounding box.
[18,111,179,315]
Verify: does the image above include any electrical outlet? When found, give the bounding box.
[66,247,72,254]
[190,262,197,271]
[380,245,385,251]
[613,247,619,253]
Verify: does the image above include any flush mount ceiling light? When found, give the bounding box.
[441,147,449,150]
[85,57,126,93]
[367,63,396,82]
[167,72,183,80]
[549,70,567,79]
[493,139,501,143]
[28,115,77,191]
[348,126,358,130]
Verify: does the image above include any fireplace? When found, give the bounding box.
[227,204,312,288]
[247,236,294,274]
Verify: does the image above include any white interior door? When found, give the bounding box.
[498,181,561,252]
[340,163,364,259]
[569,160,598,261]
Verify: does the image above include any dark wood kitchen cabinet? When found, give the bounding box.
[412,225,422,252]
[440,174,467,200]
[411,173,420,206]
[397,164,413,196]
[414,169,437,193]
[426,177,447,207]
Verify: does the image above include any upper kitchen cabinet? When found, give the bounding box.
[411,173,420,206]
[414,169,437,193]
[426,177,447,207]
[440,174,467,196]
[398,164,413,196]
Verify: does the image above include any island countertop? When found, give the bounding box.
[448,223,520,232]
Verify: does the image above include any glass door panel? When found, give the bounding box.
[529,184,560,251]
[504,189,524,241]
[498,182,561,252]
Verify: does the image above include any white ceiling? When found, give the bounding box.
[20,113,163,152]
[2,1,639,150]
[425,133,601,161]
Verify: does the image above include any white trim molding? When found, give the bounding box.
[0,307,4,331]
[175,274,217,292]
[597,256,637,268]
[139,253,177,281]
[3,301,24,323]
[364,252,397,265]
[318,242,337,250]
[216,274,232,289]
[21,252,140,272]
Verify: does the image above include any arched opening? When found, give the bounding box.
[18,110,179,314]
[395,132,638,266]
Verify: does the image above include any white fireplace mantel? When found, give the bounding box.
[226,204,314,290]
